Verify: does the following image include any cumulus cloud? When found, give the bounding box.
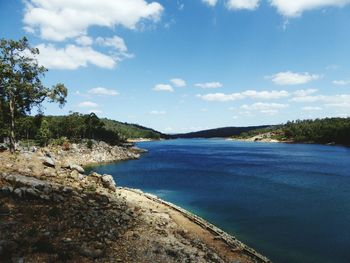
[170,78,186,87]
[202,0,218,6]
[75,35,93,46]
[88,87,119,96]
[291,94,350,109]
[197,89,289,102]
[78,101,99,108]
[96,36,128,52]
[293,89,318,97]
[267,71,321,85]
[269,0,350,17]
[35,44,116,70]
[153,84,174,92]
[197,93,245,102]
[333,80,350,86]
[23,0,164,41]
[241,102,288,115]
[195,82,223,89]
[226,0,260,10]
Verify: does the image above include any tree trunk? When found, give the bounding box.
[9,93,15,153]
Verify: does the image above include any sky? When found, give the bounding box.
[1,0,350,133]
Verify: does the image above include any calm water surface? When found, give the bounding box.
[90,139,350,263]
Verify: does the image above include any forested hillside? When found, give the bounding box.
[101,118,168,140]
[174,126,269,138]
[0,112,166,147]
[236,118,350,146]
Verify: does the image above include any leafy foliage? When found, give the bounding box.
[236,118,350,146]
[1,112,166,146]
[0,37,67,151]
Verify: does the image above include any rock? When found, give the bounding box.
[52,194,64,202]
[25,188,39,197]
[40,157,55,167]
[80,243,104,258]
[1,186,13,194]
[70,164,85,174]
[14,188,23,198]
[101,174,116,191]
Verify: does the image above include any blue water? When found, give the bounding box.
[89,139,350,263]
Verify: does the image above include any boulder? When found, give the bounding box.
[40,157,55,167]
[70,164,85,174]
[101,174,116,191]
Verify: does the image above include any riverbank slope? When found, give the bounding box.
[0,142,270,262]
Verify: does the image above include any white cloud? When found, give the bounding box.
[267,71,321,85]
[333,80,350,86]
[150,110,167,115]
[241,102,288,115]
[36,44,116,70]
[202,0,218,6]
[153,84,174,92]
[78,101,99,108]
[96,36,128,52]
[241,90,289,99]
[170,78,186,87]
[75,35,93,46]
[197,93,245,102]
[290,95,325,103]
[269,0,350,17]
[197,89,289,102]
[291,94,350,109]
[293,89,318,97]
[23,0,164,41]
[195,82,223,89]
[302,106,322,111]
[88,87,119,96]
[226,0,260,10]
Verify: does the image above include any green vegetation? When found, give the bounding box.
[0,112,166,147]
[0,37,67,152]
[101,118,168,140]
[235,118,350,146]
[0,37,165,149]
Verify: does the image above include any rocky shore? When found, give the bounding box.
[0,142,270,263]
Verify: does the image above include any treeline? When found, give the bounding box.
[101,118,168,140]
[174,125,269,138]
[237,118,350,146]
[0,112,165,147]
[0,113,121,146]
[283,118,350,145]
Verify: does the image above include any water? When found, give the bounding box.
[89,139,350,263]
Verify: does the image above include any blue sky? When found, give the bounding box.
[1,0,350,133]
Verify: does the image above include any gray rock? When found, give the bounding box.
[1,186,13,194]
[101,174,116,191]
[40,157,55,167]
[70,164,85,174]
[14,188,23,198]
[80,243,104,258]
[25,188,39,197]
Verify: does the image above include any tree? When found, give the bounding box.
[36,119,51,146]
[0,37,67,152]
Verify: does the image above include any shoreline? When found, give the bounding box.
[0,142,270,262]
[124,187,271,263]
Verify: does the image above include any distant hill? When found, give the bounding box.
[233,118,350,146]
[173,126,269,138]
[101,118,169,140]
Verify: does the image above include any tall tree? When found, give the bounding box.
[0,37,67,152]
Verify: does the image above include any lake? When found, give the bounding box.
[89,139,350,263]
